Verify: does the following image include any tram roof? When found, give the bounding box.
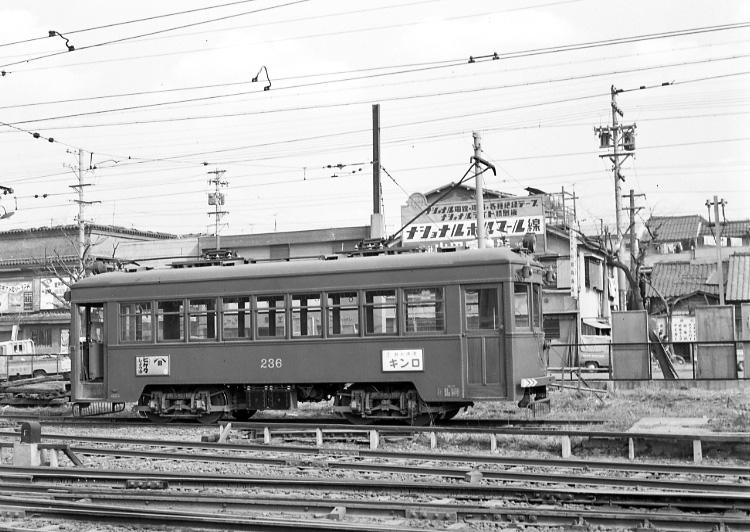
[73,247,532,292]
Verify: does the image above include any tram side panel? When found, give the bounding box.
[103,336,467,404]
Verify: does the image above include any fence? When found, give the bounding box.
[547,340,746,380]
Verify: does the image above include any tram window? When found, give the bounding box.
[327,291,359,336]
[257,295,286,338]
[404,288,444,333]
[119,302,153,342]
[364,289,397,335]
[222,297,251,340]
[514,284,530,330]
[292,293,322,338]
[189,298,217,341]
[532,285,542,329]
[465,288,499,330]
[157,300,184,342]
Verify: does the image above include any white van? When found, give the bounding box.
[0,339,71,380]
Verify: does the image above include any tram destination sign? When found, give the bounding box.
[136,355,170,376]
[382,349,424,372]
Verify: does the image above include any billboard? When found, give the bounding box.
[401,195,546,248]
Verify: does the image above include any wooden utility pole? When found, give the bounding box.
[706,196,726,305]
[595,86,637,311]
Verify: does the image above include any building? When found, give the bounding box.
[0,224,175,351]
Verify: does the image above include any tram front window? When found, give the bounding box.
[465,288,498,330]
[514,284,530,330]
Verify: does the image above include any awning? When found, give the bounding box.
[582,318,610,330]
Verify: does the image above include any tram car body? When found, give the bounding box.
[69,247,553,424]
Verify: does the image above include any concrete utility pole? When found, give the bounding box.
[207,169,228,250]
[370,104,384,239]
[595,86,636,310]
[473,131,486,249]
[625,189,645,291]
[69,149,93,274]
[706,196,727,305]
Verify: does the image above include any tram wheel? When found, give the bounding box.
[439,408,461,422]
[138,389,174,424]
[232,409,257,421]
[195,386,227,425]
[145,412,173,424]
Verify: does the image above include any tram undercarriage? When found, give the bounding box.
[130,383,472,426]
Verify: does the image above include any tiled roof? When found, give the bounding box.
[699,219,750,239]
[727,253,750,301]
[646,261,723,299]
[643,215,706,243]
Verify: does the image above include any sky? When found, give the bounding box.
[0,0,748,240]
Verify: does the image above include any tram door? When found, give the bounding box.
[463,286,506,398]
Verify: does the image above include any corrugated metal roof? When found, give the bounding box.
[646,261,721,298]
[643,215,706,243]
[727,253,750,301]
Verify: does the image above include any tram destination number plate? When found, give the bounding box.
[382,349,424,372]
[136,355,170,376]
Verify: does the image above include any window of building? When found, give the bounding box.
[364,290,397,335]
[465,288,499,330]
[30,328,52,347]
[189,298,217,340]
[404,288,444,333]
[292,293,322,337]
[257,295,286,338]
[119,302,153,342]
[584,257,603,291]
[327,292,359,336]
[543,313,576,341]
[513,284,530,330]
[222,297,251,340]
[157,300,184,342]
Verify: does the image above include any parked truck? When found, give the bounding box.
[0,339,71,380]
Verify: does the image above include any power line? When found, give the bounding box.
[0,0,311,70]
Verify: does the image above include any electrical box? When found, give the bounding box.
[20,421,41,444]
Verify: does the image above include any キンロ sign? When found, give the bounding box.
[382,349,424,372]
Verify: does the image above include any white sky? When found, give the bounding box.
[0,0,748,239]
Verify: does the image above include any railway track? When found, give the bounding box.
[0,421,746,530]
[0,413,606,428]
[1,485,748,531]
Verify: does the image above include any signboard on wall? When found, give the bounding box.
[402,216,544,244]
[0,281,31,313]
[671,316,696,342]
[569,234,578,299]
[401,194,546,248]
[41,277,70,310]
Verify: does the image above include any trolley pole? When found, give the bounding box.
[473,131,486,249]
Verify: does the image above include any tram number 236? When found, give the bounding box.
[260,358,283,369]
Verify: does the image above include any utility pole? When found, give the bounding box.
[595,86,637,310]
[207,169,228,251]
[625,189,645,307]
[706,196,727,305]
[473,131,486,249]
[370,104,384,239]
[69,149,94,274]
